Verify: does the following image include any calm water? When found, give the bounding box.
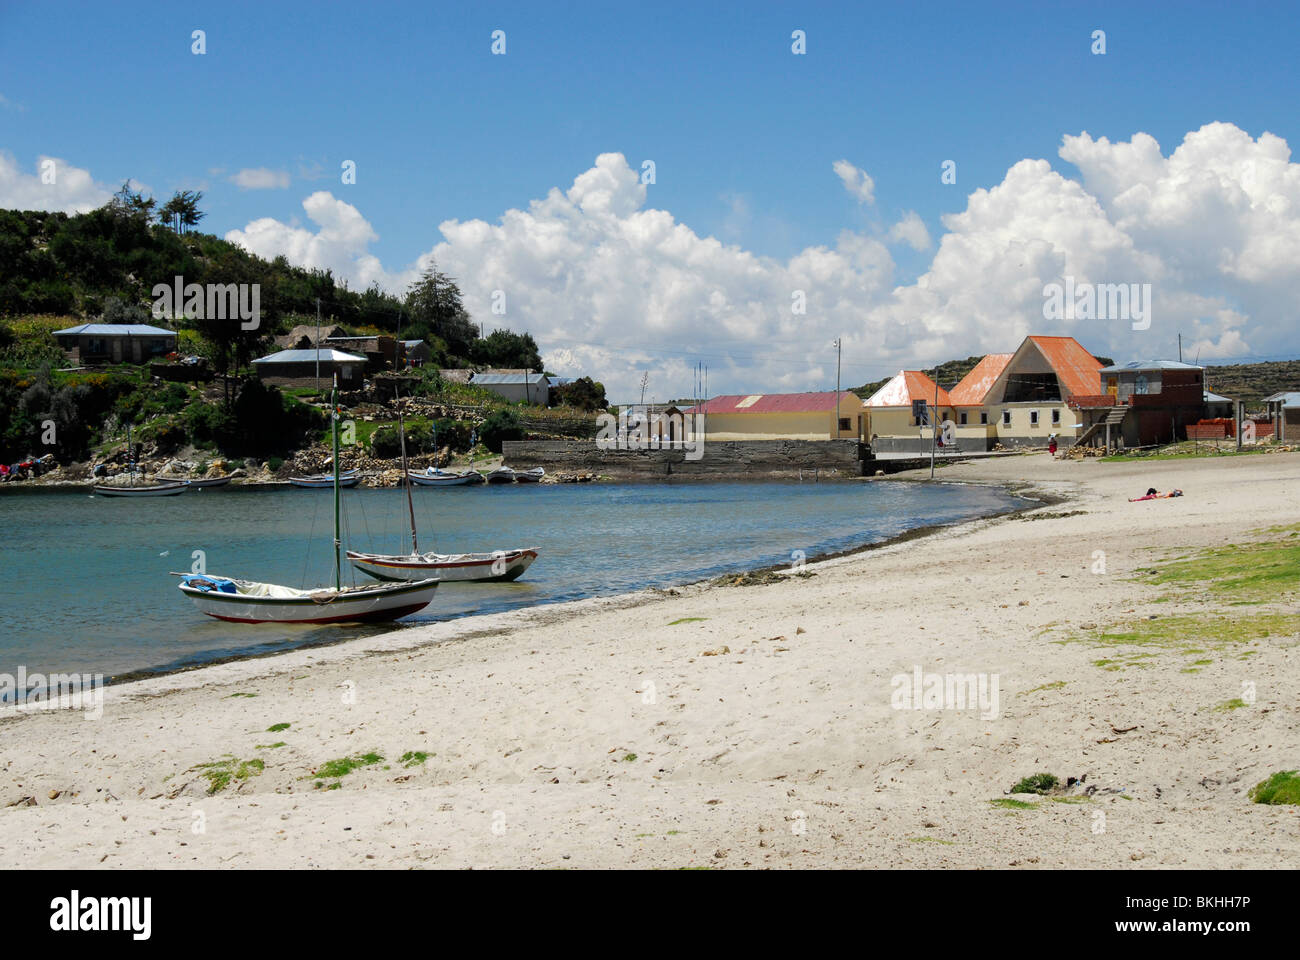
[0,480,1022,682]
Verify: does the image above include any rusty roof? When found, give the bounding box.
[688,391,861,415]
[1027,336,1103,398]
[948,354,1014,405]
[864,370,952,408]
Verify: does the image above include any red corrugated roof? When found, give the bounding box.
[1028,336,1103,398]
[948,354,1013,405]
[688,390,861,415]
[864,371,952,407]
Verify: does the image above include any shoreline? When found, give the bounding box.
[4,452,1297,869]
[28,477,1047,692]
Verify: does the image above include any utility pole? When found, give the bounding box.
[1178,333,1182,363]
[834,338,842,439]
[315,298,321,389]
[929,374,939,480]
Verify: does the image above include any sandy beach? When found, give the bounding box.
[3,451,1297,869]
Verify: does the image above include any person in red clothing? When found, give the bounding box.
[1130,487,1183,501]
[1048,434,1058,456]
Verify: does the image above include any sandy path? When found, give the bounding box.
[3,452,1297,868]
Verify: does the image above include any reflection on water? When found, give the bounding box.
[0,480,1021,679]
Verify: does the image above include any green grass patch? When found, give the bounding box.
[313,752,384,780]
[907,836,955,844]
[266,722,290,732]
[1061,613,1299,671]
[668,617,709,625]
[255,742,287,750]
[1212,698,1248,712]
[399,750,431,768]
[1140,537,1300,602]
[623,753,638,762]
[191,755,265,794]
[228,692,257,698]
[1010,773,1058,795]
[1248,770,1300,805]
[989,798,1038,810]
[1024,681,1067,694]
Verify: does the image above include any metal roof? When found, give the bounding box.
[864,371,952,408]
[688,390,861,415]
[1263,391,1300,407]
[473,372,547,385]
[949,354,1014,405]
[1026,336,1103,398]
[253,348,366,364]
[1099,359,1204,373]
[54,323,177,337]
[1204,391,1233,403]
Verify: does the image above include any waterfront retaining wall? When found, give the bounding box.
[501,439,865,478]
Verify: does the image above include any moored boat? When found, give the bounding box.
[408,468,479,487]
[290,472,360,488]
[186,476,232,489]
[94,480,188,497]
[349,547,539,583]
[513,467,545,482]
[484,467,516,484]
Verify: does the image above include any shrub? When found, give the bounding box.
[479,408,523,453]
[1249,770,1300,805]
[1010,773,1059,795]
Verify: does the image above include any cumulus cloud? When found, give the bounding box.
[222,127,1300,398]
[230,167,291,189]
[0,151,111,214]
[832,159,875,204]
[887,211,932,251]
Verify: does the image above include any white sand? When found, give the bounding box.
[3,452,1298,868]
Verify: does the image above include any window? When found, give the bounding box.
[1052,409,1060,425]
[1002,410,1011,426]
[980,412,988,425]
[837,418,850,432]
[912,399,927,427]
[1030,410,1039,426]
[959,412,968,425]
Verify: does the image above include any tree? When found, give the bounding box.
[471,329,542,370]
[176,190,205,234]
[405,264,477,359]
[107,181,155,222]
[550,376,607,411]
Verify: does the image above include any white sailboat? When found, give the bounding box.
[347,396,540,584]
[177,378,438,624]
[94,424,188,497]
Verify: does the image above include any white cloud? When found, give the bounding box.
[0,151,111,214]
[222,127,1300,398]
[833,159,875,204]
[887,211,931,251]
[230,167,291,189]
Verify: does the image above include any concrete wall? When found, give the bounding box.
[501,439,865,478]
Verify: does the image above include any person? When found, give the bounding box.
[1130,487,1183,501]
[1048,434,1058,456]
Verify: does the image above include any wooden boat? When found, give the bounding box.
[186,476,232,489]
[408,468,479,487]
[348,394,541,584]
[177,377,437,624]
[513,467,545,483]
[484,467,516,484]
[95,424,189,496]
[94,480,188,497]
[349,547,539,583]
[177,573,438,623]
[290,472,360,488]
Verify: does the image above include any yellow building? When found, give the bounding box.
[862,370,954,453]
[689,391,864,441]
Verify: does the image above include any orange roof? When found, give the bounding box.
[1027,336,1103,398]
[949,354,1013,405]
[865,370,952,407]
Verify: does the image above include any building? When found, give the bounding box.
[472,371,550,405]
[863,372,954,452]
[1092,360,1206,447]
[619,404,689,443]
[54,323,177,365]
[401,340,432,367]
[323,335,398,372]
[251,348,367,388]
[275,324,347,350]
[1263,392,1300,442]
[688,391,863,441]
[1203,390,1236,419]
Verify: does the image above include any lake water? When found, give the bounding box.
[0,480,1023,684]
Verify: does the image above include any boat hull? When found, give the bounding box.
[186,476,232,488]
[179,578,438,623]
[408,470,478,487]
[348,548,538,583]
[484,468,515,484]
[514,468,545,482]
[290,475,360,488]
[94,482,188,497]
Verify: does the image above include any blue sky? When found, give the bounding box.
[3,1,1299,396]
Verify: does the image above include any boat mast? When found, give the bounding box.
[397,393,418,554]
[332,374,341,591]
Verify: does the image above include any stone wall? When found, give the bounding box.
[501,439,865,478]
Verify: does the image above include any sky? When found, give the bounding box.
[2,0,1299,401]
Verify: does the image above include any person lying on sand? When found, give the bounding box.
[1129,487,1184,501]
